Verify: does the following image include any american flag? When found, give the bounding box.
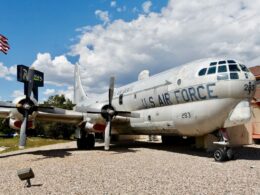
[0,34,10,54]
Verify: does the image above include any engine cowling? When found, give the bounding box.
[13,96,38,116]
[5,96,38,130]
[9,118,35,130]
[81,122,106,132]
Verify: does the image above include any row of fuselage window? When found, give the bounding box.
[198,63,249,80]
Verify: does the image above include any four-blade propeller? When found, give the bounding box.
[19,68,34,148]
[0,67,51,149]
[87,77,139,150]
[0,65,137,151]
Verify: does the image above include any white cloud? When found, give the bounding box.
[31,53,74,86]
[95,10,110,24]
[3,0,260,103]
[110,1,116,8]
[8,65,17,76]
[0,62,9,78]
[11,90,24,98]
[142,1,152,14]
[109,1,126,12]
[70,0,260,96]
[116,6,126,13]
[0,62,15,81]
[57,86,74,101]
[43,88,56,96]
[42,87,73,101]
[132,7,139,13]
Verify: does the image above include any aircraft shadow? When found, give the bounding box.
[232,146,260,160]
[92,144,138,154]
[111,141,212,158]
[0,148,76,159]
[104,141,260,161]
[81,140,212,158]
[0,141,138,159]
[1,141,260,161]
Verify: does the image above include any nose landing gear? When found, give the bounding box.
[214,147,234,162]
[213,128,235,162]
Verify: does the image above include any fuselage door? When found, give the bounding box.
[119,94,123,105]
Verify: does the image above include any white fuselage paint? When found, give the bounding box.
[74,58,256,136]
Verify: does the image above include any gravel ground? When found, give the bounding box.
[0,140,260,195]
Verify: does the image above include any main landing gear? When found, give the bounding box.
[213,128,234,162]
[76,128,95,150]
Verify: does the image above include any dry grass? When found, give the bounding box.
[0,137,69,154]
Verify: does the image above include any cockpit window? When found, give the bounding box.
[217,73,229,80]
[218,65,227,73]
[207,66,216,75]
[210,62,217,66]
[229,64,240,72]
[198,68,207,76]
[218,61,226,65]
[239,64,249,72]
[227,60,236,64]
[198,60,246,79]
[230,72,239,79]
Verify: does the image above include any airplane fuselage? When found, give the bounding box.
[74,58,256,137]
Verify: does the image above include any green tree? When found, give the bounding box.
[0,119,15,135]
[38,94,76,139]
[42,94,74,109]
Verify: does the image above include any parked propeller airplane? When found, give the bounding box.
[0,58,256,161]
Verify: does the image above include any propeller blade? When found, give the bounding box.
[87,110,140,118]
[108,77,115,106]
[0,101,17,108]
[104,116,111,150]
[19,111,28,149]
[26,69,34,98]
[0,105,17,108]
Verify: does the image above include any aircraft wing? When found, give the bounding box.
[0,108,11,118]
[35,108,86,124]
[0,103,128,125]
[0,101,15,118]
[0,101,87,124]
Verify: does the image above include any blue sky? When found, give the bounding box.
[0,0,167,101]
[1,0,260,102]
[1,0,167,65]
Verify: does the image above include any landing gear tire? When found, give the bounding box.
[226,148,235,160]
[77,134,95,150]
[214,147,235,162]
[213,128,236,161]
[214,148,227,162]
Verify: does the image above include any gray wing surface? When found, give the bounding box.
[0,101,14,118]
[0,108,11,118]
[35,108,86,124]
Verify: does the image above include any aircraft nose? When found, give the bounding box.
[250,72,256,81]
[244,71,256,81]
[245,78,257,97]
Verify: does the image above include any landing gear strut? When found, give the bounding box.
[213,128,234,162]
[76,129,95,150]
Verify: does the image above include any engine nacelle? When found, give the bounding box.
[80,122,106,132]
[13,96,38,116]
[6,96,38,126]
[9,118,35,130]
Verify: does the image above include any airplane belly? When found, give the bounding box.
[129,98,240,136]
